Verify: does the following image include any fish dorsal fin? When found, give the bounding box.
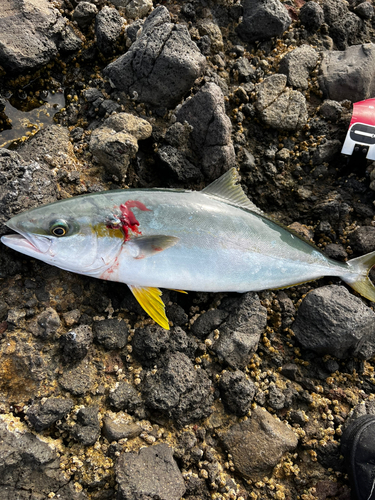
[126,235,179,259]
[128,285,170,330]
[202,167,264,215]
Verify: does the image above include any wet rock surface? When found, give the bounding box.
[1,0,375,498]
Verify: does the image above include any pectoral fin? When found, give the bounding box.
[128,284,170,330]
[126,235,179,259]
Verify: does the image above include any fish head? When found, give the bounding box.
[1,197,124,276]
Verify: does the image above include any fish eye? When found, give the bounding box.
[50,219,69,237]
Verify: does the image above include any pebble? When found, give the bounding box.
[108,380,144,414]
[237,0,291,43]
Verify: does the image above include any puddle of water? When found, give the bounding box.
[0,90,66,148]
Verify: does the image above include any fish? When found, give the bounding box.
[2,168,375,330]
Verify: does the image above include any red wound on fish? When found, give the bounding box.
[107,200,151,241]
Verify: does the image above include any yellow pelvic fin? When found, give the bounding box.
[128,284,170,330]
[169,289,188,294]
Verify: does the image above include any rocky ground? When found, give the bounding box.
[1,0,375,499]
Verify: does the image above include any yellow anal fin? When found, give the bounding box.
[169,289,188,294]
[128,284,170,330]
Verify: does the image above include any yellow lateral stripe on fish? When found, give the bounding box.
[3,167,375,329]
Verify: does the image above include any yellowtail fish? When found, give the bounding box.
[2,168,375,329]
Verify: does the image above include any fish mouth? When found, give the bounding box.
[1,225,52,256]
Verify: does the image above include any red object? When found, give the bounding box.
[107,200,151,241]
[349,98,375,127]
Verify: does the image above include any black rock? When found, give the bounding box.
[108,380,143,414]
[28,307,61,339]
[232,57,256,83]
[237,0,291,43]
[98,99,121,117]
[0,417,87,499]
[116,444,186,500]
[191,309,229,339]
[104,6,206,108]
[132,324,170,364]
[93,318,127,350]
[165,304,189,327]
[83,88,104,103]
[59,360,97,396]
[354,2,374,19]
[212,292,267,369]
[72,406,100,446]
[324,243,348,261]
[59,25,83,54]
[293,285,375,359]
[319,100,343,121]
[73,2,98,29]
[219,370,255,416]
[157,145,203,182]
[0,0,67,72]
[349,226,375,254]
[312,140,342,165]
[323,0,362,50]
[176,82,235,180]
[319,44,375,102]
[142,352,213,426]
[95,6,124,56]
[299,1,324,32]
[59,325,93,364]
[27,397,74,432]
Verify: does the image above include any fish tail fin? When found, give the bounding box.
[343,250,375,302]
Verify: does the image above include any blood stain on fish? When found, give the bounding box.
[107,200,151,241]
